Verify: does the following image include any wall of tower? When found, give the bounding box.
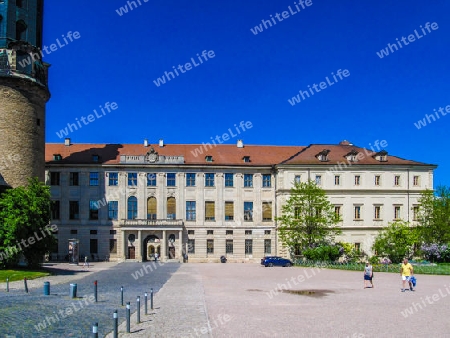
[0,76,49,187]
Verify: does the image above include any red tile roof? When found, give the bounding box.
[45,142,435,167]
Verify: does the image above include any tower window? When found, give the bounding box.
[16,0,26,8]
[36,119,40,126]
[16,20,27,41]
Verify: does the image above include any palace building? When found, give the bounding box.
[45,138,436,263]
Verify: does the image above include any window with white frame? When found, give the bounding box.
[354,206,362,220]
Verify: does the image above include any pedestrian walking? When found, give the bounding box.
[154,252,158,262]
[83,256,90,270]
[400,258,414,292]
[363,262,373,288]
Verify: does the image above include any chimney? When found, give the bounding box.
[237,139,244,148]
[64,138,71,146]
[144,139,148,147]
[159,139,164,147]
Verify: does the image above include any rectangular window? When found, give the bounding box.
[374,206,381,220]
[354,206,361,220]
[167,173,176,186]
[205,173,215,187]
[167,197,176,219]
[70,230,78,235]
[225,201,234,221]
[244,202,253,221]
[413,206,419,221]
[188,230,195,235]
[188,239,195,254]
[244,174,253,188]
[109,239,117,253]
[51,200,60,220]
[108,201,118,220]
[50,172,60,186]
[90,230,97,235]
[354,175,361,186]
[334,206,341,217]
[69,172,79,186]
[334,175,340,186]
[262,202,272,221]
[264,230,271,235]
[109,172,118,186]
[413,176,420,186]
[207,230,214,235]
[186,173,196,187]
[245,239,253,255]
[207,239,214,254]
[354,243,361,252]
[90,239,98,254]
[69,201,79,220]
[264,239,271,255]
[245,230,252,235]
[205,201,215,221]
[225,173,234,187]
[90,172,99,186]
[186,201,196,221]
[295,175,301,184]
[374,175,381,186]
[89,200,99,220]
[315,175,322,185]
[128,172,137,186]
[226,239,233,254]
[394,175,400,186]
[262,174,271,188]
[226,230,233,235]
[147,173,156,186]
[394,206,401,220]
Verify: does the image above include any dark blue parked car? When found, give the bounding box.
[261,256,293,267]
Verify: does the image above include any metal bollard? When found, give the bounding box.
[120,286,124,306]
[94,280,98,302]
[126,302,130,333]
[150,288,153,310]
[92,322,98,338]
[144,292,148,315]
[6,277,9,292]
[113,310,118,338]
[24,278,28,293]
[137,296,140,323]
[43,281,50,296]
[70,283,77,298]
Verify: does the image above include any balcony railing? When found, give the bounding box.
[120,219,184,227]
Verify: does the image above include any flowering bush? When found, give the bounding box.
[421,243,449,262]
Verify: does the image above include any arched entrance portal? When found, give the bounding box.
[143,235,161,261]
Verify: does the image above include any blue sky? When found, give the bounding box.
[43,1,450,187]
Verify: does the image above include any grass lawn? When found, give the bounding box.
[0,269,50,282]
[295,261,450,275]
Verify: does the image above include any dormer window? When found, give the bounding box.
[53,154,62,161]
[243,156,251,163]
[205,156,213,162]
[92,155,99,162]
[345,149,359,162]
[316,149,330,162]
[373,150,388,162]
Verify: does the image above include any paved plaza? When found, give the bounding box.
[1,262,449,337]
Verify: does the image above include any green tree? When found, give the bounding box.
[416,186,450,245]
[276,180,341,254]
[372,221,418,263]
[0,178,56,268]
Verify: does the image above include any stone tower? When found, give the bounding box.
[0,0,50,188]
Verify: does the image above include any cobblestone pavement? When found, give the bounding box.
[105,264,210,338]
[0,261,179,337]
